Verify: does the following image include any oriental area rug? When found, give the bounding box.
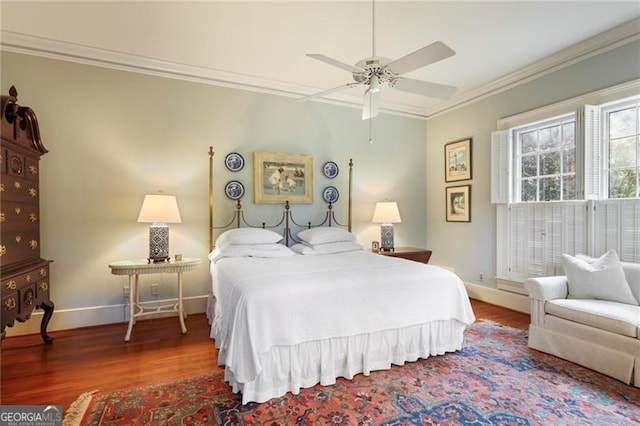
[64,321,640,425]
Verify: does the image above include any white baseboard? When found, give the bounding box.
[465,282,531,314]
[3,295,209,338]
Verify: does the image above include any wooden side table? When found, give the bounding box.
[378,247,432,264]
[109,258,201,341]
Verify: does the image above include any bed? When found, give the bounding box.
[205,151,475,404]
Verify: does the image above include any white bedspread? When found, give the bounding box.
[209,250,476,389]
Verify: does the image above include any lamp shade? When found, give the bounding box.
[372,202,401,224]
[137,194,182,224]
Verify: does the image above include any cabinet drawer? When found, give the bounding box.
[0,174,39,203]
[0,230,40,266]
[1,201,39,231]
[1,263,48,297]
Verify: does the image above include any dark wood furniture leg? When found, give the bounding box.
[40,301,54,344]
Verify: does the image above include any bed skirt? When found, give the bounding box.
[220,319,467,404]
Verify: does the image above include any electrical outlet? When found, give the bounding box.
[479,273,484,282]
[123,286,130,299]
[151,284,160,296]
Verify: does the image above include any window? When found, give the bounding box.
[513,114,576,202]
[492,81,640,288]
[602,98,640,199]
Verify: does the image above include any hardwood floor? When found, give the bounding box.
[0,299,529,410]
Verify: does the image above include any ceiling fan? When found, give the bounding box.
[299,1,457,120]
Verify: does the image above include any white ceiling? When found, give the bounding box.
[2,1,639,119]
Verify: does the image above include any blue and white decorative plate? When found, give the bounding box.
[225,152,244,172]
[225,180,245,200]
[322,186,339,203]
[322,161,339,179]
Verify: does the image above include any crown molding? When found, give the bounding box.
[424,18,640,119]
[0,30,425,120]
[2,18,639,121]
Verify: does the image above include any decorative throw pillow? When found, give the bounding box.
[562,250,639,305]
[297,227,355,245]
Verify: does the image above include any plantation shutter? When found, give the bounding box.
[508,202,587,280]
[593,201,620,257]
[583,105,601,200]
[508,204,527,278]
[544,202,587,275]
[620,200,640,262]
[491,130,510,204]
[526,204,546,277]
[594,199,640,262]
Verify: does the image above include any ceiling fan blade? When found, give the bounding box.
[297,82,360,102]
[386,41,455,75]
[306,54,365,74]
[392,77,457,100]
[362,90,380,120]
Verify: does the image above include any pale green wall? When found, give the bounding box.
[426,40,640,287]
[1,52,427,331]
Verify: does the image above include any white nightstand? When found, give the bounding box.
[109,257,201,341]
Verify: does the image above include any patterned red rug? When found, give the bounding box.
[65,321,639,425]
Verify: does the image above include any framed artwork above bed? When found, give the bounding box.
[254,151,313,204]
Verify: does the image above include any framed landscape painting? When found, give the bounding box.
[445,138,472,182]
[446,185,471,222]
[253,151,313,204]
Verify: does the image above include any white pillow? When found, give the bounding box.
[215,228,283,249]
[297,227,355,245]
[291,241,363,255]
[578,253,640,304]
[208,244,295,262]
[562,250,638,305]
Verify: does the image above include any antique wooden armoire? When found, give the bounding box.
[1,86,54,343]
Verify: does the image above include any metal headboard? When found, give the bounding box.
[208,147,352,251]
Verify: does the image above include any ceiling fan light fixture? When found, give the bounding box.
[366,75,381,94]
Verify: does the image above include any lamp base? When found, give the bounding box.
[380,223,394,251]
[148,224,170,264]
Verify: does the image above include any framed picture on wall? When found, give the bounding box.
[446,185,471,222]
[444,138,472,182]
[253,151,313,204]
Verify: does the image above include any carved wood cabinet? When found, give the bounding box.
[1,86,54,343]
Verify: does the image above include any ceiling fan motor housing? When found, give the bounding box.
[353,56,396,86]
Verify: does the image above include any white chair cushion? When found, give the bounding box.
[563,250,638,305]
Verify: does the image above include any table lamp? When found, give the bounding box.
[137,194,182,263]
[372,201,401,251]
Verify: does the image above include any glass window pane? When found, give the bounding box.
[563,175,576,200]
[521,179,537,202]
[539,125,560,150]
[609,108,636,139]
[540,176,560,201]
[521,131,537,153]
[540,151,561,176]
[562,148,575,174]
[562,123,575,147]
[609,136,637,169]
[609,169,637,198]
[521,155,537,178]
